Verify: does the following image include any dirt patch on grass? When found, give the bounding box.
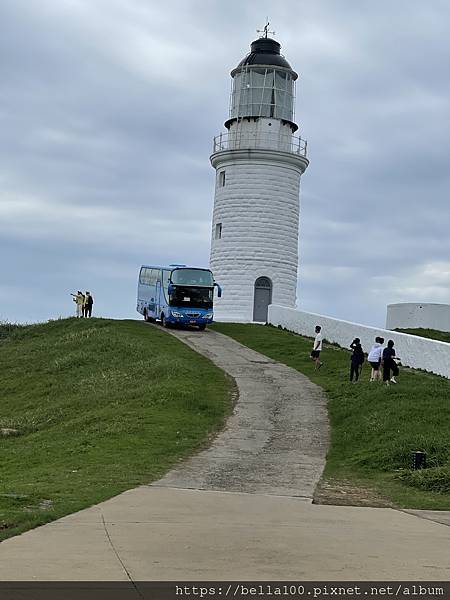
[313,478,395,508]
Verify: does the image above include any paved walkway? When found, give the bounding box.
[1,487,449,581]
[0,327,448,581]
[156,328,329,498]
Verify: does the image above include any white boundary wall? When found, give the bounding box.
[268,305,450,379]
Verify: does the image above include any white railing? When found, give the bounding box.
[212,131,307,156]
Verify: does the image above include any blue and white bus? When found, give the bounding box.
[136,264,222,330]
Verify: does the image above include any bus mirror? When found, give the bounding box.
[168,283,174,295]
[214,282,222,298]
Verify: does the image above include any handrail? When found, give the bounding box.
[212,131,307,156]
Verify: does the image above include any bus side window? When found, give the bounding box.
[149,269,158,285]
[140,268,154,286]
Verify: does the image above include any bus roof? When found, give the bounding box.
[140,265,212,272]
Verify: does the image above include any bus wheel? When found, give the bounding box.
[198,324,206,331]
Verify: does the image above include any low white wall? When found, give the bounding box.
[268,305,450,379]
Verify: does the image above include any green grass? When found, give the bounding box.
[212,323,450,509]
[0,318,232,541]
[395,328,450,344]
[0,321,21,340]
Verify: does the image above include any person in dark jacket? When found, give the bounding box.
[382,339,399,385]
[84,291,94,318]
[349,337,365,382]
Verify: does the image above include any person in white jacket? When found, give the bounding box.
[367,337,384,381]
[71,291,85,318]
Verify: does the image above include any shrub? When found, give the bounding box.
[397,466,450,494]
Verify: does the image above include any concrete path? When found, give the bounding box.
[1,486,449,581]
[0,326,448,581]
[156,328,329,498]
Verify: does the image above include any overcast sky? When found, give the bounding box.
[1,0,449,327]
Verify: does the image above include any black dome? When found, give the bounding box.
[237,37,293,71]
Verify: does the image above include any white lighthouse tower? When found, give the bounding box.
[209,29,309,322]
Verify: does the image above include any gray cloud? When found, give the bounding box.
[1,0,449,327]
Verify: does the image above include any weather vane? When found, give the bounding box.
[257,18,275,39]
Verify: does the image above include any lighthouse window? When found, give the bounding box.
[274,71,288,118]
[219,171,226,187]
[230,67,295,122]
[215,223,222,240]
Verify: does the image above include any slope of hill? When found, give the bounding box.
[0,318,232,541]
[212,323,450,510]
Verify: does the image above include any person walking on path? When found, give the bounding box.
[368,336,384,381]
[310,325,323,370]
[349,337,364,382]
[383,339,400,386]
[71,291,85,318]
[84,291,94,318]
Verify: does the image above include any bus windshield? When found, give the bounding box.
[169,287,213,309]
[170,269,214,287]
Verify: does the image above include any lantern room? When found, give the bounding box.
[225,37,298,132]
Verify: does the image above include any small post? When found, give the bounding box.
[411,451,426,470]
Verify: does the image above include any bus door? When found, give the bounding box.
[146,269,157,318]
[155,275,162,317]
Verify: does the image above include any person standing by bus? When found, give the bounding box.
[84,291,94,318]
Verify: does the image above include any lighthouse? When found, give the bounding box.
[209,29,309,322]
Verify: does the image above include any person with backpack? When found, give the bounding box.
[349,337,365,382]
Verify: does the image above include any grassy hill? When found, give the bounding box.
[2,318,448,542]
[212,323,450,510]
[0,318,232,541]
[395,328,450,344]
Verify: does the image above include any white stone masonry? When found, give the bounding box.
[210,148,307,322]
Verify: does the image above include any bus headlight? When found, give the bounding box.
[203,313,213,320]
[171,311,183,318]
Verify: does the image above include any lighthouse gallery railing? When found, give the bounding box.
[212,131,307,156]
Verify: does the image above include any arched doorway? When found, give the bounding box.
[253,277,272,322]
